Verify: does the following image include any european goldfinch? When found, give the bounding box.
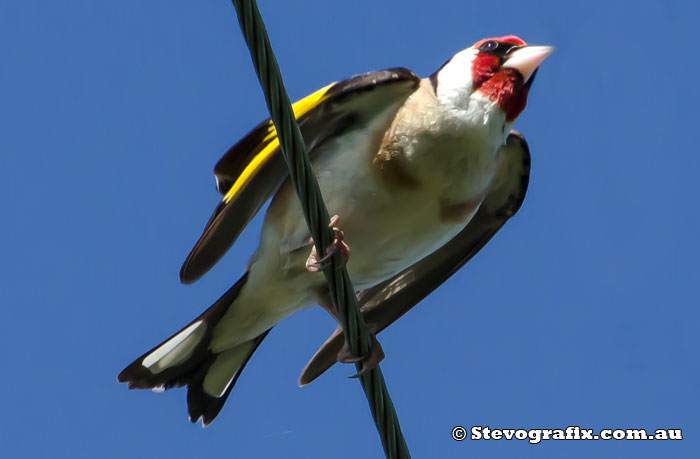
[118,36,553,426]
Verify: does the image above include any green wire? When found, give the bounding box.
[230,1,411,457]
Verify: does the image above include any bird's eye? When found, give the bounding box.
[479,40,499,52]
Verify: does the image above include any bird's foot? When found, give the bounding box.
[305,215,350,272]
[338,331,385,379]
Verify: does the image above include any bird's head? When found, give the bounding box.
[431,36,554,122]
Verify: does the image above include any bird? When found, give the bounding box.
[118,35,553,426]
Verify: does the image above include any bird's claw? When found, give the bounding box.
[305,215,350,272]
[337,332,385,379]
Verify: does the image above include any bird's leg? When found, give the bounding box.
[305,215,350,272]
[315,288,385,378]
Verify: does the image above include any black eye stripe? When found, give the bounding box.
[479,41,521,58]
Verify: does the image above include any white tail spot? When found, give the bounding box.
[143,320,206,373]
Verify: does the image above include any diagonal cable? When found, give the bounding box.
[230,1,410,457]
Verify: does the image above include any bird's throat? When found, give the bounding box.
[477,69,529,122]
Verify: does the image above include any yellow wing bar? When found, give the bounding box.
[222,83,334,204]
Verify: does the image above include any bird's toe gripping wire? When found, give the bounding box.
[305,215,350,272]
[338,330,386,379]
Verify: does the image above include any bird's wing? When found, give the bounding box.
[179,68,421,284]
[299,131,531,386]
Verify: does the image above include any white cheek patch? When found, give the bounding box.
[202,345,252,397]
[143,320,206,373]
[436,48,476,109]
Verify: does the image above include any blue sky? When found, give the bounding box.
[1,1,698,458]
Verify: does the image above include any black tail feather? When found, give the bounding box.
[118,273,271,425]
[187,328,271,426]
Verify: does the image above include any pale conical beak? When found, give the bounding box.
[502,45,555,82]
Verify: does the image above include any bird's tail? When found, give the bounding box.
[117,273,271,426]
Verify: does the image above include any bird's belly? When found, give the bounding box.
[255,123,490,293]
[340,195,472,289]
[315,147,478,289]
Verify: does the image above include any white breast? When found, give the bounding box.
[313,108,503,288]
